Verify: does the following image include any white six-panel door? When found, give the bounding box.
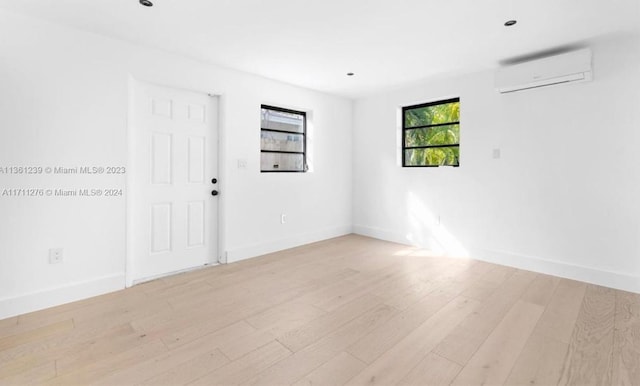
[130,80,218,283]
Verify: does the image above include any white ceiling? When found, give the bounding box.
[1,0,638,97]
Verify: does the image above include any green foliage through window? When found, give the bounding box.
[403,98,460,167]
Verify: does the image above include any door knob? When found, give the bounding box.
[211,178,217,184]
[211,190,219,196]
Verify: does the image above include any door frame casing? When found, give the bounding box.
[125,76,226,287]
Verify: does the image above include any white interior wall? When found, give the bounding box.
[1,8,638,321]
[353,33,640,293]
[0,9,353,319]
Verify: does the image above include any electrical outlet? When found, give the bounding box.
[49,248,63,264]
[281,213,287,224]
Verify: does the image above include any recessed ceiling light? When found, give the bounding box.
[347,72,355,76]
[140,0,153,7]
[504,20,517,26]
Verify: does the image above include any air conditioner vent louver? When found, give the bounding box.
[495,48,592,94]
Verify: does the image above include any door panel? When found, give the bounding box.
[187,201,205,248]
[151,133,173,184]
[151,203,172,253]
[131,81,218,283]
[188,136,205,183]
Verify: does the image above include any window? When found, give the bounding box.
[260,105,307,172]
[402,98,460,167]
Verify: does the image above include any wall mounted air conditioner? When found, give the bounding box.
[495,48,592,94]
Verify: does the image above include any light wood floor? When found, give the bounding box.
[1,235,639,385]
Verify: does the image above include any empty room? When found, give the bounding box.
[0,0,639,385]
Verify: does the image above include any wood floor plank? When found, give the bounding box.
[453,260,516,302]
[169,259,338,312]
[478,264,516,285]
[534,278,587,343]
[53,323,144,376]
[371,267,441,300]
[558,284,616,385]
[0,354,49,381]
[381,259,491,311]
[345,296,480,385]
[0,323,135,381]
[245,300,326,337]
[272,266,361,308]
[459,280,501,302]
[0,316,17,330]
[504,279,586,386]
[163,281,219,310]
[292,351,366,386]
[520,273,560,307]
[47,339,168,385]
[147,294,277,350]
[0,235,636,385]
[346,288,457,364]
[0,320,136,372]
[169,275,287,313]
[432,270,538,366]
[398,352,462,386]
[368,258,445,298]
[436,259,494,284]
[12,287,150,333]
[139,349,230,386]
[0,360,56,384]
[0,319,74,352]
[314,255,436,313]
[94,321,253,386]
[245,303,397,385]
[450,299,545,385]
[504,332,570,385]
[188,341,292,385]
[308,280,364,312]
[380,279,443,311]
[203,237,373,295]
[81,297,173,331]
[314,272,401,313]
[147,266,360,350]
[217,329,276,361]
[277,294,382,353]
[611,290,640,385]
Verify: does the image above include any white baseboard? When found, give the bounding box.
[0,273,125,320]
[226,225,353,264]
[470,247,640,294]
[353,225,447,253]
[5,224,635,321]
[353,225,416,248]
[353,224,640,294]
[0,226,351,320]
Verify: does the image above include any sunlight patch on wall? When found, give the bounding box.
[406,191,469,257]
